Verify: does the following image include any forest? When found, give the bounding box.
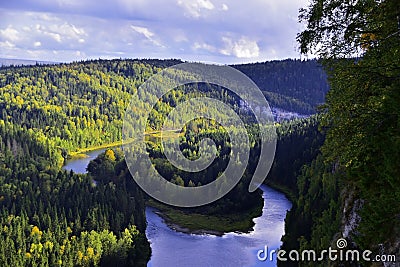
[233,59,329,114]
[0,58,328,162]
[0,120,150,266]
[278,0,400,266]
[0,58,330,266]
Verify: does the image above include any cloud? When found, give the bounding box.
[0,41,16,48]
[131,25,164,47]
[177,0,215,18]
[131,25,155,40]
[0,11,90,60]
[220,37,260,58]
[50,23,86,41]
[221,4,228,11]
[31,22,86,44]
[0,26,20,42]
[48,32,62,42]
[193,42,217,53]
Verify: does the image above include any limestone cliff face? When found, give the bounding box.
[340,187,399,267]
[341,187,363,240]
[380,240,400,267]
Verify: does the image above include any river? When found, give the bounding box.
[63,149,108,174]
[63,149,292,267]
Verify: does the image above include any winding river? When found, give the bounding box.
[63,149,106,174]
[63,149,292,267]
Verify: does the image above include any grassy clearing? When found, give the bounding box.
[69,140,123,157]
[146,129,183,139]
[68,130,181,157]
[68,153,89,160]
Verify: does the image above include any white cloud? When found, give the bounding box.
[197,0,214,9]
[220,37,260,58]
[131,25,154,39]
[193,42,217,53]
[177,0,215,18]
[34,41,41,47]
[0,40,16,48]
[48,32,62,42]
[131,25,163,47]
[221,4,228,11]
[29,24,61,43]
[52,23,85,40]
[36,22,86,43]
[0,26,20,42]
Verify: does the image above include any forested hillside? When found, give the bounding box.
[0,59,328,159]
[233,59,329,114]
[0,58,331,266]
[267,115,324,194]
[0,121,150,266]
[279,0,400,266]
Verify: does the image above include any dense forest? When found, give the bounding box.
[0,121,150,266]
[141,114,324,216]
[0,59,319,158]
[0,58,331,266]
[278,0,400,266]
[233,59,329,114]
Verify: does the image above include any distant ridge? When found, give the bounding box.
[0,58,59,67]
[0,57,328,114]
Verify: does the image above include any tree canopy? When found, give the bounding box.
[287,0,400,259]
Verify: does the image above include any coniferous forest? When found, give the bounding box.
[279,0,400,266]
[0,58,330,266]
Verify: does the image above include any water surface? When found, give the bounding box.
[146,185,291,267]
[62,147,291,267]
[62,149,106,173]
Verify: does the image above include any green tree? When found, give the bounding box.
[297,0,400,252]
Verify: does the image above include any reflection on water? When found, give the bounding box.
[146,185,291,267]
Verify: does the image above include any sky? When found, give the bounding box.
[0,0,310,64]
